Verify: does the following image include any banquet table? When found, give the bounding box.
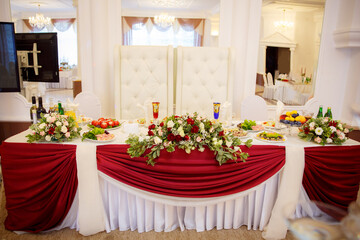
[274,80,312,105]
[0,124,359,239]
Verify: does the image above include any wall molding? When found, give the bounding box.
[333,27,360,48]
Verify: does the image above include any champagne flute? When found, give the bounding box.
[213,102,221,120]
[152,102,160,124]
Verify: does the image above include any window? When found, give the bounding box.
[123,17,204,47]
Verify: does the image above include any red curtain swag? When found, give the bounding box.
[0,142,78,233]
[303,146,360,211]
[97,145,285,198]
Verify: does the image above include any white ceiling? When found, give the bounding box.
[9,0,325,17]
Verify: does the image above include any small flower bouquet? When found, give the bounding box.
[126,113,252,166]
[298,117,352,145]
[26,113,82,143]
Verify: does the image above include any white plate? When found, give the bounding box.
[105,125,122,131]
[254,132,287,143]
[84,135,116,143]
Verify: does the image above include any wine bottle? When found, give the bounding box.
[58,101,64,115]
[324,107,332,119]
[30,96,37,121]
[48,97,56,113]
[37,97,47,119]
[316,105,323,118]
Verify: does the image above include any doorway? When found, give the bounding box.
[266,46,290,82]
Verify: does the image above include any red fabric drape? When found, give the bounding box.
[303,146,360,211]
[0,142,78,233]
[97,145,285,198]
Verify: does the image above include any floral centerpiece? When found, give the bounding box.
[298,117,352,145]
[126,113,252,166]
[26,113,82,143]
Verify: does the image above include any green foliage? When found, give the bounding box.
[126,113,252,166]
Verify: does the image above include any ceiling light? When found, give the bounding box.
[274,9,294,32]
[154,13,175,28]
[29,4,51,29]
[152,0,188,8]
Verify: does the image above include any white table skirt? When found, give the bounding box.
[5,128,359,239]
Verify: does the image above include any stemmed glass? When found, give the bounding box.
[152,102,160,124]
[213,102,221,120]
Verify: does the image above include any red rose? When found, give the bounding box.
[187,118,194,125]
[167,128,172,132]
[148,124,156,130]
[48,127,55,135]
[167,133,175,141]
[304,127,310,134]
[184,135,190,140]
[175,135,182,142]
[218,131,224,136]
[174,115,179,118]
[331,133,335,138]
[148,130,154,136]
[329,121,337,127]
[191,125,199,133]
[160,122,164,127]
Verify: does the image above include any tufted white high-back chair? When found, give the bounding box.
[114,45,174,120]
[176,46,234,118]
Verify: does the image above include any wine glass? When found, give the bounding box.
[152,102,160,123]
[213,102,221,120]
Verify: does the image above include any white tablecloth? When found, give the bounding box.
[274,80,312,105]
[5,125,360,239]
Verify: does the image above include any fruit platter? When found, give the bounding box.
[82,127,116,142]
[237,119,264,132]
[279,111,307,127]
[88,117,121,130]
[255,131,287,143]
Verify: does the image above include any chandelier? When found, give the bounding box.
[274,9,294,32]
[154,13,175,28]
[29,4,51,28]
[152,0,187,8]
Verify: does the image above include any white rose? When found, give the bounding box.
[326,138,333,143]
[196,136,202,142]
[178,120,182,124]
[61,126,68,133]
[39,123,46,129]
[56,121,62,127]
[40,131,45,136]
[63,121,69,126]
[323,117,329,123]
[338,132,345,140]
[46,117,52,123]
[178,126,185,137]
[74,128,78,132]
[315,127,323,136]
[330,126,336,133]
[210,127,214,133]
[167,120,174,128]
[45,135,52,141]
[44,114,50,118]
[199,122,205,131]
[65,132,71,138]
[154,136,162,145]
[309,122,315,128]
[226,141,232,147]
[212,137,217,143]
[344,128,349,133]
[138,136,144,142]
[218,140,223,146]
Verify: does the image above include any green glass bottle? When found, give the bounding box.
[58,102,64,115]
[324,107,332,119]
[316,105,323,118]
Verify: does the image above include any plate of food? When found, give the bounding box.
[237,119,265,132]
[255,131,287,143]
[262,120,287,131]
[224,128,249,139]
[88,117,122,130]
[82,127,116,142]
[77,115,92,125]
